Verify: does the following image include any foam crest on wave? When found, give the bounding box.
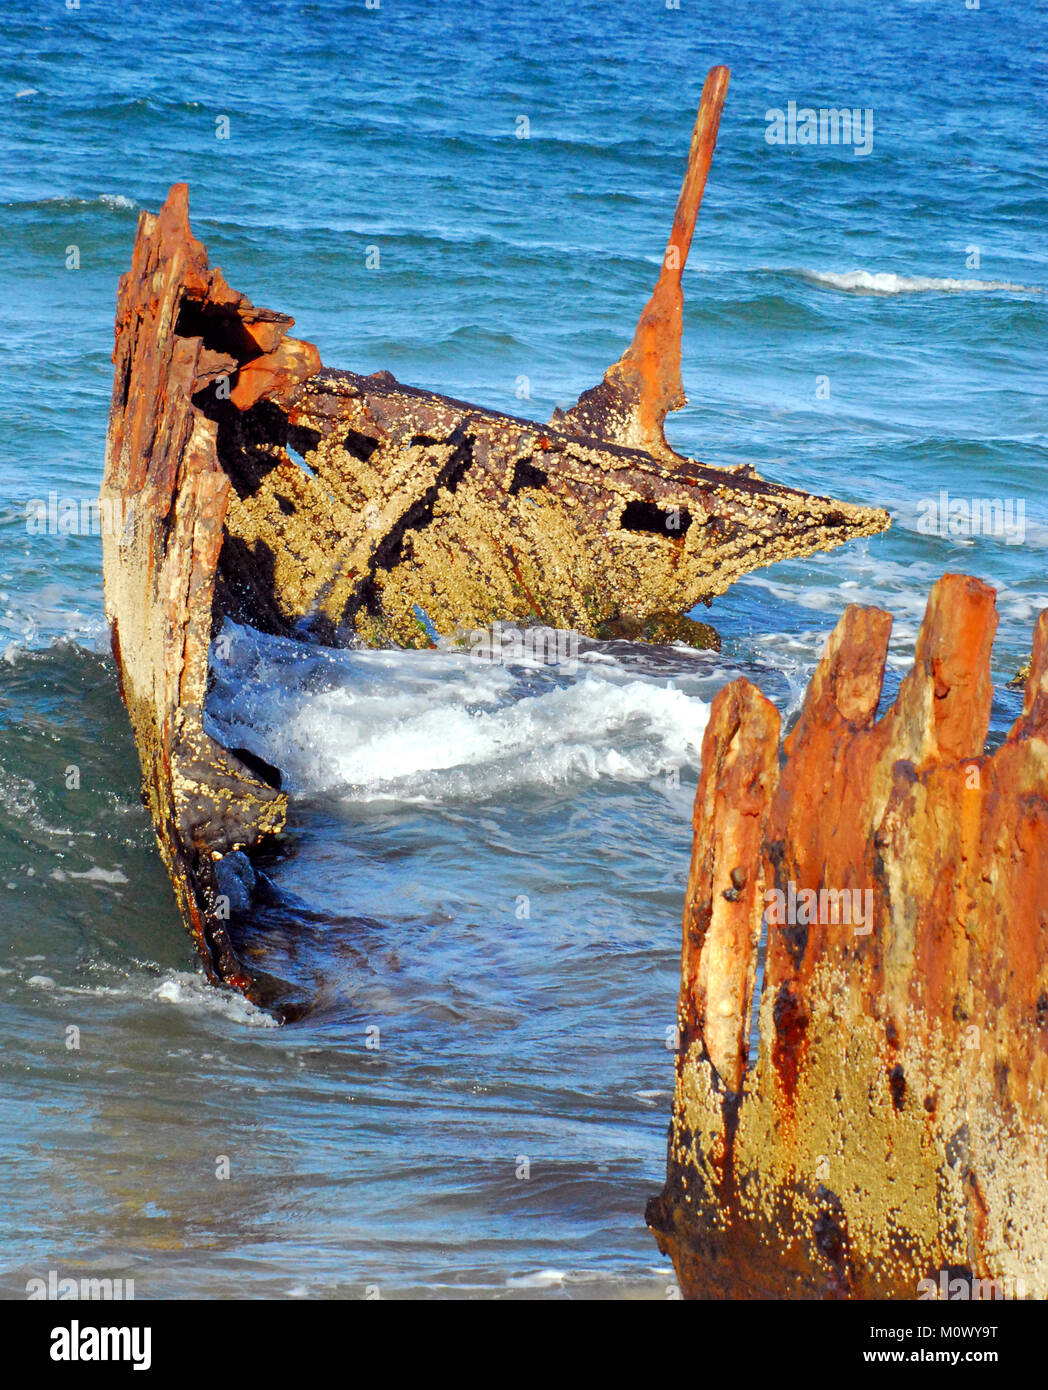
[800,268,1043,295]
[205,623,710,804]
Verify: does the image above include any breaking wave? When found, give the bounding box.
[799,268,1043,296]
[3,192,136,212]
[204,622,711,804]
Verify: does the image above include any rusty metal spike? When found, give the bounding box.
[552,65,730,460]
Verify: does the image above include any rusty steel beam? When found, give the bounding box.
[554,65,730,458]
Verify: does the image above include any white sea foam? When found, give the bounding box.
[49,865,128,885]
[506,1269,567,1288]
[67,865,129,885]
[801,268,1043,296]
[0,769,81,838]
[30,967,275,1027]
[53,983,129,998]
[12,193,135,213]
[152,971,279,1028]
[632,1088,670,1104]
[11,957,275,1026]
[205,623,711,804]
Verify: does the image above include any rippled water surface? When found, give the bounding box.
[0,0,1044,1297]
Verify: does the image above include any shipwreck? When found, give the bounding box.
[100,66,887,1004]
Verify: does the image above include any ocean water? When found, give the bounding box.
[0,0,1045,1298]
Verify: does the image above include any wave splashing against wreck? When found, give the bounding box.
[205,620,711,804]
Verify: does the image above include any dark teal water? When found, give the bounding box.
[0,0,1045,1297]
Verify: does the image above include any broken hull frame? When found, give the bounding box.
[100,70,888,1007]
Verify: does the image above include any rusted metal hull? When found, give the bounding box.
[648,574,1048,1299]
[100,71,887,1001]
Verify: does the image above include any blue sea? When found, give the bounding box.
[0,0,1045,1298]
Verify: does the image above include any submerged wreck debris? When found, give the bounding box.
[648,573,1048,1299]
[101,68,887,1001]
